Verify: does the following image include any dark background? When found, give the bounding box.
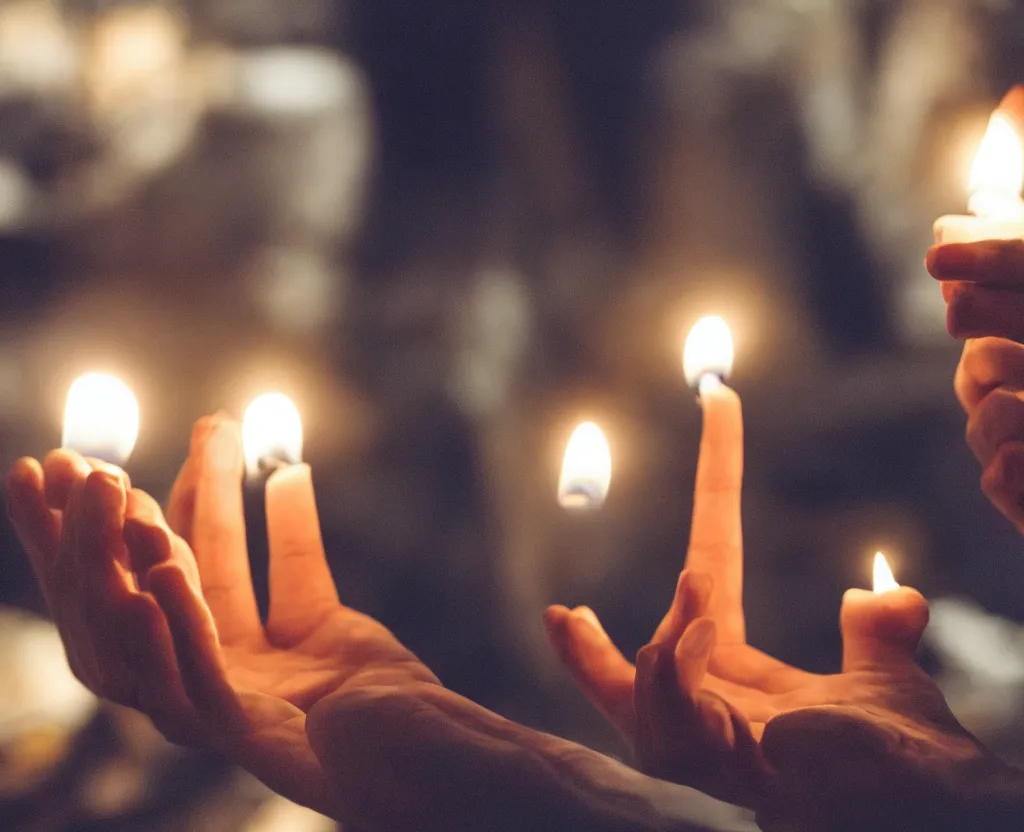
[3,1,1024,829]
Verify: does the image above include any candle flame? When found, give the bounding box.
[62,373,140,466]
[558,422,612,510]
[683,316,734,388]
[968,113,1024,219]
[242,392,303,476]
[872,552,899,595]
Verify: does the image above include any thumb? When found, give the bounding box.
[840,588,929,673]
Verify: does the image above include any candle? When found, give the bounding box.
[558,422,612,511]
[61,372,140,466]
[242,392,303,477]
[683,316,734,396]
[682,315,744,640]
[934,92,1024,245]
[841,552,928,671]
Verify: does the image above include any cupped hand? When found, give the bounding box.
[545,383,1021,830]
[5,414,437,815]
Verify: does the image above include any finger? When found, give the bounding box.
[166,414,224,542]
[962,387,1024,465]
[840,588,929,672]
[981,442,1024,533]
[543,605,635,736]
[76,470,139,702]
[965,388,1024,466]
[674,617,716,694]
[6,457,62,596]
[119,591,202,745]
[955,337,1024,411]
[652,569,712,646]
[947,283,1024,342]
[999,86,1024,134]
[41,449,91,510]
[192,419,260,643]
[686,381,745,643]
[266,464,339,643]
[148,561,246,726]
[927,239,1024,285]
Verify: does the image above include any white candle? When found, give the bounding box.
[935,108,1024,244]
[557,422,612,511]
[61,372,140,466]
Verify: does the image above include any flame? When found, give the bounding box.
[558,422,612,510]
[872,552,899,595]
[242,393,303,475]
[62,373,140,466]
[683,316,734,389]
[968,113,1024,219]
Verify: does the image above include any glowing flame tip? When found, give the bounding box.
[242,392,303,475]
[558,421,612,511]
[872,552,899,595]
[683,316,734,388]
[62,373,140,466]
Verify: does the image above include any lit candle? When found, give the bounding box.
[61,372,140,466]
[558,422,612,511]
[242,392,303,477]
[841,552,929,671]
[682,315,744,638]
[683,316,735,397]
[934,91,1024,245]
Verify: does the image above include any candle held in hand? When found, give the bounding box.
[242,392,303,477]
[841,553,929,672]
[558,422,611,511]
[62,373,140,466]
[683,315,734,394]
[935,102,1024,244]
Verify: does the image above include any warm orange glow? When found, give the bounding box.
[872,552,899,595]
[683,316,734,389]
[968,113,1024,220]
[242,393,303,475]
[558,422,612,510]
[62,373,140,466]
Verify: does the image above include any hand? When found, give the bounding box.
[6,415,731,832]
[6,414,438,815]
[545,383,1024,830]
[925,85,1024,340]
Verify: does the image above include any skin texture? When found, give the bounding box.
[6,402,1024,830]
[5,415,734,832]
[926,86,1024,533]
[544,382,1024,831]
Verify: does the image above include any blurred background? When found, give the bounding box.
[2,0,1024,829]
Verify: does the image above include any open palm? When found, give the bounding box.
[545,383,1010,830]
[6,415,438,816]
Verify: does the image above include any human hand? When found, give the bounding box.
[545,383,1024,830]
[5,414,438,815]
[926,86,1024,338]
[11,415,744,832]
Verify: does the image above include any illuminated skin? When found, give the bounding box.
[545,382,1024,831]
[6,415,730,832]
[6,403,1024,830]
[926,88,1024,533]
